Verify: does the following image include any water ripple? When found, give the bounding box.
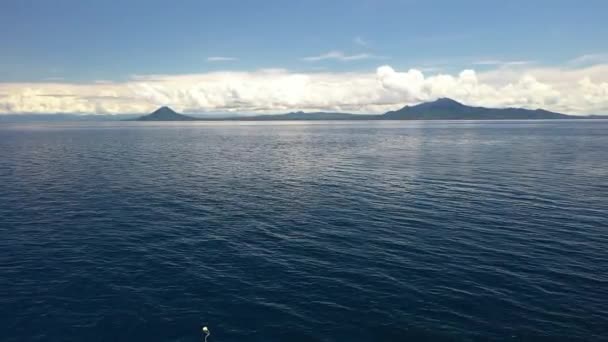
[1,120,607,341]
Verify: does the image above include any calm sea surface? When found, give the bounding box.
[1,120,607,341]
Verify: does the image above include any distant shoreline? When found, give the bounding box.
[2,98,608,123]
[132,98,606,122]
[2,117,608,124]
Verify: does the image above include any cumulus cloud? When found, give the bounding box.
[302,50,383,62]
[1,64,608,115]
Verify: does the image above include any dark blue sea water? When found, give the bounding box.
[1,120,607,341]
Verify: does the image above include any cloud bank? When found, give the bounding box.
[1,64,607,115]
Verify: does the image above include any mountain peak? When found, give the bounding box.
[152,106,177,114]
[421,97,464,108]
[434,97,463,105]
[135,106,197,121]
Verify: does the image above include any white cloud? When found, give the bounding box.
[207,56,238,62]
[473,60,534,66]
[302,50,383,62]
[569,53,608,66]
[1,64,608,115]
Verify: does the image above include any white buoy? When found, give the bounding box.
[202,326,211,342]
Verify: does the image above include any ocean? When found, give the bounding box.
[1,120,607,341]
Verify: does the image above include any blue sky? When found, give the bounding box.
[1,0,607,115]
[1,0,606,81]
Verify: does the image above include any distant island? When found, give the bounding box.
[135,106,196,121]
[382,98,570,120]
[134,98,598,121]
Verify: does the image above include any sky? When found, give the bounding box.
[0,0,607,115]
